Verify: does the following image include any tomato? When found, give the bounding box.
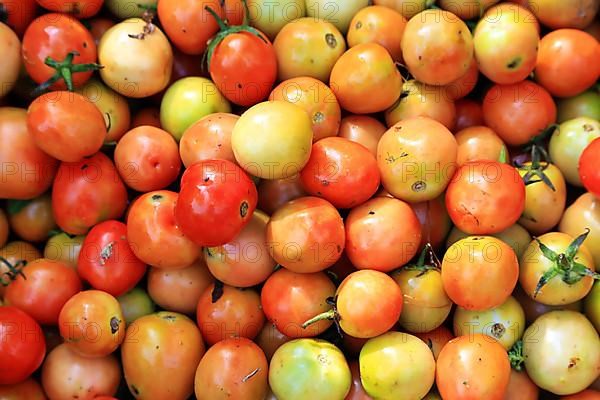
[22,13,99,91]
[411,195,452,251]
[52,152,128,235]
[43,232,85,268]
[36,0,102,18]
[121,312,205,399]
[132,107,161,129]
[447,223,532,259]
[261,268,335,338]
[0,108,59,200]
[75,78,131,143]
[523,310,600,395]
[519,231,596,306]
[266,196,344,273]
[560,192,600,268]
[98,18,173,98]
[446,161,526,234]
[437,334,511,400]
[0,0,37,37]
[360,332,436,399]
[384,80,456,130]
[175,159,258,246]
[580,138,600,197]
[0,22,20,99]
[513,284,583,324]
[442,236,519,310]
[0,210,7,249]
[439,0,500,19]
[550,117,600,186]
[562,390,600,400]
[117,287,155,324]
[157,0,222,55]
[273,17,346,83]
[401,9,473,85]
[585,281,600,332]
[0,378,46,399]
[269,77,341,141]
[269,339,351,400]
[504,370,540,400]
[338,115,386,157]
[27,91,106,162]
[256,175,306,216]
[455,126,508,167]
[58,290,125,357]
[194,337,268,400]
[454,98,484,131]
[179,113,239,168]
[306,0,369,34]
[346,360,372,400]
[247,0,306,39]
[41,343,120,400]
[473,3,539,84]
[222,0,244,25]
[255,322,292,361]
[0,306,45,385]
[414,326,454,360]
[330,43,402,114]
[443,56,479,101]
[4,258,81,325]
[529,0,599,29]
[196,283,264,345]
[0,241,41,298]
[483,80,557,146]
[557,90,600,123]
[347,5,407,62]
[105,0,156,19]
[373,0,433,18]
[87,17,115,45]
[536,29,600,98]
[6,194,56,242]
[160,77,231,141]
[377,117,458,203]
[232,101,313,179]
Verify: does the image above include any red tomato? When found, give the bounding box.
[346,360,373,400]
[454,98,484,131]
[0,0,37,36]
[255,322,292,361]
[35,0,103,18]
[78,220,147,297]
[256,175,307,215]
[337,115,387,156]
[131,107,161,129]
[300,137,380,209]
[580,137,600,197]
[445,161,526,234]
[52,152,128,235]
[411,195,452,251]
[4,258,81,325]
[0,378,46,399]
[414,326,455,360]
[0,306,46,385]
[175,159,258,246]
[87,17,115,45]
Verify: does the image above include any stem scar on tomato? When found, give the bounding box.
[110,316,121,334]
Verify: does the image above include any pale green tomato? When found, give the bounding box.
[557,90,600,123]
[446,223,532,259]
[269,339,351,400]
[105,0,158,19]
[584,281,600,332]
[117,288,155,324]
[359,332,435,400]
[248,0,306,40]
[549,117,600,186]
[160,77,231,141]
[305,0,370,34]
[453,296,525,350]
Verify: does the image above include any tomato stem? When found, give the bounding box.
[508,340,525,371]
[518,146,556,191]
[301,309,337,329]
[402,243,440,276]
[32,51,103,96]
[0,257,27,286]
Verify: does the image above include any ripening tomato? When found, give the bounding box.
[562,390,600,400]
[58,290,125,358]
[41,343,121,400]
[446,161,526,234]
[474,3,540,84]
[269,77,341,141]
[337,115,386,157]
[306,0,369,34]
[36,0,103,18]
[0,0,37,37]
[401,9,474,85]
[0,306,46,385]
[580,138,600,197]
[443,56,479,101]
[132,107,161,129]
[436,334,511,400]
[557,90,600,123]
[0,241,42,298]
[330,43,402,114]
[121,312,205,400]
[372,0,432,18]
[439,0,500,19]
[273,17,346,82]
[7,193,57,242]
[0,22,20,100]
[43,232,84,269]
[483,80,557,146]
[512,284,583,324]
[117,287,155,324]
[255,322,292,361]
[27,91,106,162]
[247,0,306,39]
[266,196,344,273]
[104,0,156,19]
[87,17,115,44]
[221,0,244,25]
[175,159,258,247]
[179,113,239,168]
[0,378,46,399]
[0,107,59,200]
[442,236,519,310]
[504,370,540,400]
[536,29,600,98]
[377,117,458,203]
[529,0,599,29]
[52,152,128,235]
[455,126,508,166]
[414,326,454,360]
[346,360,372,400]
[454,98,484,131]
[257,174,307,215]
[447,223,532,260]
[411,195,453,251]
[560,193,600,266]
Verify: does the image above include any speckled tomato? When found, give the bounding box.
[455,126,508,166]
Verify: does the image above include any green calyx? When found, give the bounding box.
[508,340,525,371]
[301,296,343,337]
[402,243,440,277]
[0,257,26,286]
[32,51,103,96]
[534,229,600,297]
[517,145,556,191]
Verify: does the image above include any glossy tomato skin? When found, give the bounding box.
[560,193,600,266]
[52,152,128,235]
[0,108,59,200]
[0,378,46,399]
[127,191,201,270]
[257,174,307,215]
[411,195,452,251]
[179,113,239,168]
[0,241,42,298]
[255,322,292,361]
[300,137,380,209]
[0,307,46,385]
[414,326,455,360]
[455,126,508,167]
[22,13,98,89]
[0,0,37,37]
[454,98,484,131]
[436,334,511,400]
[121,312,205,400]
[43,232,85,268]
[446,161,526,234]
[580,138,600,197]
[0,22,20,100]
[504,370,540,400]
[529,0,599,29]
[346,360,373,400]
[175,159,257,247]
[78,220,147,297]
[36,0,103,18]
[338,115,386,157]
[7,192,57,242]
[4,258,82,325]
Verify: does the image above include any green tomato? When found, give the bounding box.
[453,296,525,350]
[359,332,435,400]
[105,0,158,19]
[584,281,600,332]
[117,287,155,324]
[305,0,370,34]
[248,0,306,40]
[269,339,351,400]
[160,77,231,141]
[557,90,600,123]
[446,223,532,259]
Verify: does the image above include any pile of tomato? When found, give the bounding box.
[0,0,600,399]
